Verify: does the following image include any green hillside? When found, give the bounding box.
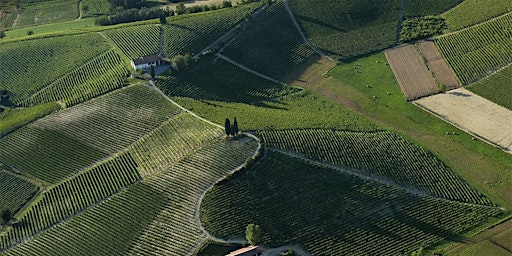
[0,33,128,106]
[435,12,512,84]
[0,171,39,215]
[287,0,399,59]
[259,129,492,205]
[442,0,512,31]
[156,56,301,104]
[222,0,317,80]
[201,150,502,255]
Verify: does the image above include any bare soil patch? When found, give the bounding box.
[415,40,460,90]
[414,88,512,153]
[385,44,438,100]
[281,54,336,87]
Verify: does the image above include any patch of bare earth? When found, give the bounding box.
[281,54,336,87]
[414,88,512,153]
[385,44,438,100]
[415,40,460,90]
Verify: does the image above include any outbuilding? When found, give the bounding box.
[130,54,165,71]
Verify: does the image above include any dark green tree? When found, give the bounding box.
[224,118,231,136]
[1,209,11,224]
[159,12,167,24]
[172,55,186,70]
[184,53,192,67]
[149,65,155,78]
[176,3,186,15]
[233,117,239,135]
[245,224,262,245]
[0,30,5,39]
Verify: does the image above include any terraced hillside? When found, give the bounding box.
[435,12,512,84]
[201,150,502,255]
[221,0,317,80]
[259,129,492,205]
[161,2,262,58]
[104,25,161,60]
[0,171,39,214]
[0,85,179,183]
[0,33,128,106]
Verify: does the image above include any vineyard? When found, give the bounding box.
[103,25,161,60]
[156,56,301,103]
[0,183,167,256]
[402,0,462,17]
[161,3,261,58]
[435,12,512,84]
[130,136,258,255]
[0,102,60,137]
[467,64,512,110]
[0,154,140,249]
[0,33,125,106]
[128,112,224,177]
[14,0,79,27]
[221,0,316,80]
[442,0,512,31]
[0,85,180,183]
[258,129,492,205]
[0,171,38,214]
[287,0,399,59]
[201,150,503,255]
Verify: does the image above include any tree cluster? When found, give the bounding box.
[0,30,5,39]
[95,7,170,26]
[1,209,11,225]
[400,16,446,43]
[245,223,262,245]
[109,0,146,10]
[170,53,194,71]
[224,117,239,137]
[174,1,232,15]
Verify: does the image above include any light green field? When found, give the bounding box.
[0,102,61,137]
[467,64,512,110]
[15,0,79,27]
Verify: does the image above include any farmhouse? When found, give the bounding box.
[130,54,165,71]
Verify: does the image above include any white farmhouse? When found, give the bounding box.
[130,54,165,71]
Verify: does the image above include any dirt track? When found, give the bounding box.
[414,88,512,153]
[385,44,438,100]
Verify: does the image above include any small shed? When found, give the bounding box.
[131,54,165,71]
[225,245,263,256]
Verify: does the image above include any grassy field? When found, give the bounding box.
[173,90,378,132]
[467,64,512,110]
[442,0,512,31]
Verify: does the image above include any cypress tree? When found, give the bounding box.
[233,117,239,135]
[224,118,231,136]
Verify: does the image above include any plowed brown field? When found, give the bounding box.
[416,40,460,90]
[385,44,438,100]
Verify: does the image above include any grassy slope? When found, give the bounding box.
[15,0,79,27]
[173,90,378,132]
[0,102,60,137]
